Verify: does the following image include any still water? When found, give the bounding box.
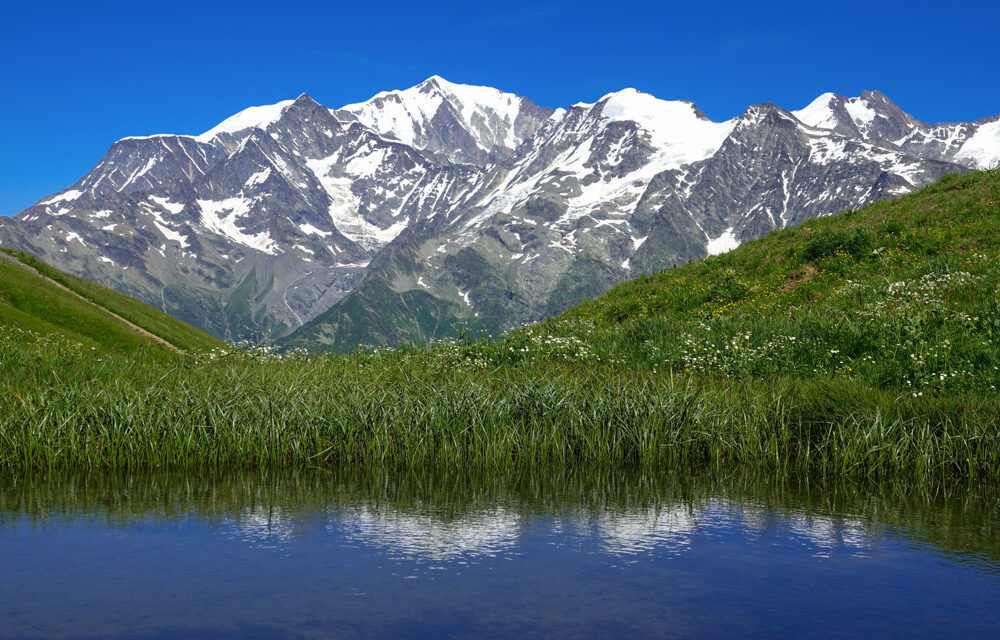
[1,468,998,638]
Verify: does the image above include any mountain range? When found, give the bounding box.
[1,76,997,350]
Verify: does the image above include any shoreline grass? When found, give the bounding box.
[2,348,998,477]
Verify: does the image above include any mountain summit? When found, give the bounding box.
[336,75,553,165]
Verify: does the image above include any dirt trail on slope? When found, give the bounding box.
[0,252,183,354]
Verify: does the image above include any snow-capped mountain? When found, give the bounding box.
[336,75,553,166]
[792,90,1000,169]
[1,78,997,349]
[284,89,976,351]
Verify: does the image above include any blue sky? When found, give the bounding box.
[3,0,998,216]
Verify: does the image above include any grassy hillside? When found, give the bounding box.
[478,168,1000,395]
[0,248,223,357]
[2,170,999,476]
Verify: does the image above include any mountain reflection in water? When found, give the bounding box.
[1,467,997,638]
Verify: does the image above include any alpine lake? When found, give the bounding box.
[1,466,997,639]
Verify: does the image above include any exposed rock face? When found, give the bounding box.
[1,78,996,349]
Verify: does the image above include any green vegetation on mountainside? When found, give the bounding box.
[2,170,999,476]
[0,249,223,357]
[480,168,1000,396]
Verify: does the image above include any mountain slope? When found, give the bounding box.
[511,167,1000,384]
[456,168,1000,402]
[0,249,222,356]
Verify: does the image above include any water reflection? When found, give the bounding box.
[3,468,992,568]
[221,506,311,548]
[782,511,873,556]
[1,468,998,638]
[591,504,700,556]
[217,504,524,560]
[213,500,885,563]
[339,506,521,561]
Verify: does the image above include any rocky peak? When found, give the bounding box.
[793,90,927,146]
[337,76,552,166]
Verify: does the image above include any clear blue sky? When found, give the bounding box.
[3,0,998,216]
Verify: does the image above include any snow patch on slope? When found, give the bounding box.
[153,220,189,248]
[600,89,735,166]
[793,93,840,129]
[39,190,83,206]
[706,228,740,255]
[844,100,876,130]
[148,195,185,214]
[299,222,332,237]
[244,168,272,188]
[197,197,277,254]
[197,100,295,142]
[955,120,1000,169]
[344,148,387,177]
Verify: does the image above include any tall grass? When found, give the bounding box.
[1,340,998,476]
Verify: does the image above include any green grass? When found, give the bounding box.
[2,170,1000,476]
[0,248,223,354]
[1,255,190,360]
